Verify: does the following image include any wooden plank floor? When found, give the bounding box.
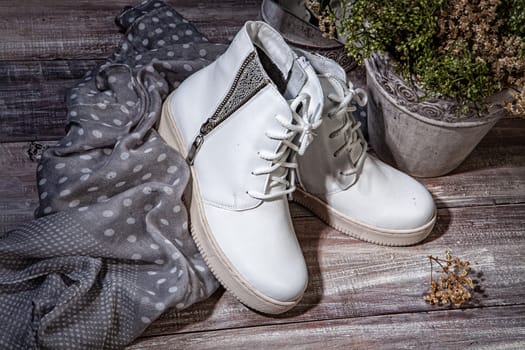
[1,1,524,348]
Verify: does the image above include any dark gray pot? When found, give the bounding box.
[365,54,506,177]
[260,0,356,72]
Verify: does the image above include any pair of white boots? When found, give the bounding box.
[158,21,436,314]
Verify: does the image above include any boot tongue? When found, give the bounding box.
[266,56,325,196]
[246,22,323,119]
[319,75,364,165]
[292,56,324,124]
[349,129,364,165]
[282,59,307,100]
[318,74,345,115]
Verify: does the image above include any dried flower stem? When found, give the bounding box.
[305,0,336,39]
[424,249,474,307]
[327,0,525,116]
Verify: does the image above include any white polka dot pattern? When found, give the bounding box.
[19,1,226,348]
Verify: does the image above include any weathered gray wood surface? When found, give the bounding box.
[130,305,525,349]
[0,0,259,61]
[0,60,101,142]
[136,203,525,337]
[2,138,525,342]
[1,0,524,349]
[0,0,260,142]
[2,118,523,232]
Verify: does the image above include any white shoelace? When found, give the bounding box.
[247,93,322,200]
[327,79,369,176]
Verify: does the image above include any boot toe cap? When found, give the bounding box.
[203,200,308,303]
[326,155,437,232]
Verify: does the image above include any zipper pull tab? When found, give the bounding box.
[186,134,204,165]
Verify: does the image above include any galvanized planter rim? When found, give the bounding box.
[364,58,502,129]
[260,0,343,50]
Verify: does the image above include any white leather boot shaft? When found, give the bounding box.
[158,21,324,313]
[295,50,436,246]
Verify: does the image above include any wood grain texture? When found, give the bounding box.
[0,0,260,61]
[2,139,524,337]
[1,117,523,230]
[0,60,100,142]
[391,106,525,209]
[129,305,525,349]
[0,142,42,232]
[134,203,525,337]
[0,0,261,142]
[420,118,525,208]
[1,1,524,348]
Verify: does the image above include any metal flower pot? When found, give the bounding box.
[260,0,355,72]
[365,54,506,177]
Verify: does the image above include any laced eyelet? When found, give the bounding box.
[248,93,321,201]
[322,79,369,179]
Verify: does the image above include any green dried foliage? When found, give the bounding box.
[328,0,525,114]
[498,0,525,37]
[334,0,445,77]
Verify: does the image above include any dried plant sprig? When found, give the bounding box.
[423,249,474,307]
[506,87,525,116]
[305,0,336,39]
[328,0,524,116]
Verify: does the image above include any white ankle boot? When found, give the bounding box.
[158,22,324,314]
[294,51,436,246]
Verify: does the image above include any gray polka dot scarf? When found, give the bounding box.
[0,1,227,349]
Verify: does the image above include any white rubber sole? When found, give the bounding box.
[158,96,302,314]
[293,188,436,246]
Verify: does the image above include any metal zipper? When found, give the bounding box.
[186,51,269,164]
